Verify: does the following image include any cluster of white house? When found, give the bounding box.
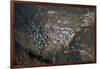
[47,26,75,47]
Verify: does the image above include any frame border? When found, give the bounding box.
[10,1,96,68]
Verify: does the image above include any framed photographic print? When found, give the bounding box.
[11,1,96,68]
